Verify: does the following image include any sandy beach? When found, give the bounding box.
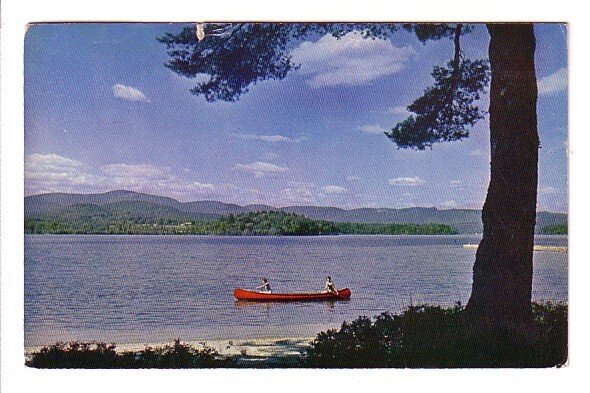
[25,336,316,366]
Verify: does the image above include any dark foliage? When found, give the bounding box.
[160,23,482,110]
[542,224,567,235]
[402,23,469,43]
[25,210,457,235]
[26,305,566,369]
[336,221,457,235]
[26,339,235,369]
[386,59,490,149]
[192,211,338,235]
[25,341,120,369]
[159,24,295,102]
[160,23,489,150]
[304,302,567,368]
[158,23,407,102]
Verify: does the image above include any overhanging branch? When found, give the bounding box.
[450,23,463,93]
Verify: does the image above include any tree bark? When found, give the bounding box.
[465,24,539,328]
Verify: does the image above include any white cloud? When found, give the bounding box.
[280,187,316,205]
[165,181,217,198]
[321,185,348,195]
[450,179,463,186]
[232,133,305,143]
[388,176,425,187]
[234,161,289,178]
[102,163,167,180]
[279,182,348,205]
[25,153,83,169]
[387,106,411,117]
[25,154,100,187]
[438,200,458,209]
[357,124,388,135]
[538,67,567,96]
[25,153,221,201]
[291,32,415,88]
[346,175,361,182]
[112,84,151,102]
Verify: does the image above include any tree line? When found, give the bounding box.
[24,211,458,236]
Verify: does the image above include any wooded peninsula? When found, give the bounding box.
[25,210,458,235]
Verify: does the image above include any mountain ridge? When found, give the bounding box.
[25,190,568,234]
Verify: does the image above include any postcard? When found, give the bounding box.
[20,22,568,370]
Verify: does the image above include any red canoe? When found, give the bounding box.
[234,288,351,301]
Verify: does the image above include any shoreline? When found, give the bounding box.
[23,232,461,236]
[463,244,568,252]
[23,232,567,236]
[25,336,316,365]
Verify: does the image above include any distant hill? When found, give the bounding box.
[281,206,484,233]
[182,200,244,215]
[25,191,219,224]
[24,190,567,234]
[24,190,185,216]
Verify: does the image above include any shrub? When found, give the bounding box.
[26,341,120,369]
[304,302,567,368]
[26,339,235,369]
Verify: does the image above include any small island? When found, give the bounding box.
[25,210,458,236]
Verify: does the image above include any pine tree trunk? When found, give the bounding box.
[465,24,539,328]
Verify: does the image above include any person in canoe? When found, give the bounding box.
[255,277,271,293]
[323,276,339,296]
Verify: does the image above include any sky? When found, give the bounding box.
[24,23,568,212]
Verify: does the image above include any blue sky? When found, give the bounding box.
[24,23,568,212]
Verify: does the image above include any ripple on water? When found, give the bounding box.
[24,234,568,346]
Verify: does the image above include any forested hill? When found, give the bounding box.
[25,190,567,234]
[25,211,458,236]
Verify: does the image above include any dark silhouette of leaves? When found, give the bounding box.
[159,23,489,146]
[386,59,490,149]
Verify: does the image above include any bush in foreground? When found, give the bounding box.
[26,303,567,369]
[26,339,235,368]
[304,302,567,368]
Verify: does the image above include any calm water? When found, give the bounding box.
[24,234,568,346]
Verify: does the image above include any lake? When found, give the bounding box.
[24,234,568,347]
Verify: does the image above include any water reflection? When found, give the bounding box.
[234,299,347,310]
[234,300,274,310]
[323,300,336,312]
